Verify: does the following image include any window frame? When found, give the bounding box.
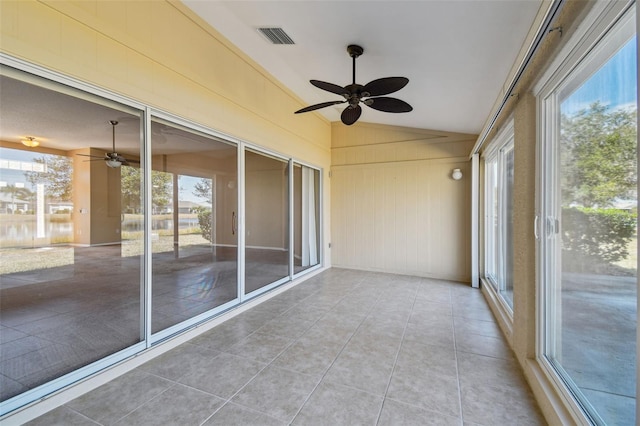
[482,117,516,316]
[534,1,637,424]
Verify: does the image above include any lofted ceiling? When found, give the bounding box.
[183,0,544,134]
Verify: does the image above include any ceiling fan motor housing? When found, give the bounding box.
[347,44,364,58]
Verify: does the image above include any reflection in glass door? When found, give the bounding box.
[150,118,238,334]
[244,150,289,294]
[0,71,144,406]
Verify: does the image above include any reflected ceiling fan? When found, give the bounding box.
[77,120,139,168]
[295,44,413,125]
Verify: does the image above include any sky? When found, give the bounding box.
[561,37,637,115]
[177,175,208,204]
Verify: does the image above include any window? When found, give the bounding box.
[537,3,636,424]
[149,117,239,335]
[483,119,515,310]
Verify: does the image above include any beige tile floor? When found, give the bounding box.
[25,268,545,425]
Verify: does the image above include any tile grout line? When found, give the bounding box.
[138,284,333,426]
[287,274,388,424]
[373,279,420,426]
[201,273,369,425]
[64,405,105,426]
[450,288,466,426]
[111,381,180,425]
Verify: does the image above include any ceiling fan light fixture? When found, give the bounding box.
[21,136,39,147]
[76,120,138,167]
[105,159,122,168]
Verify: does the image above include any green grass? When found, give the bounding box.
[0,246,75,274]
[0,234,211,275]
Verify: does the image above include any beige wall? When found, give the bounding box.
[245,151,288,249]
[70,148,121,246]
[331,122,476,282]
[0,0,332,260]
[153,152,238,246]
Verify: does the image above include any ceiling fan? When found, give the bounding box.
[77,120,139,168]
[295,44,413,125]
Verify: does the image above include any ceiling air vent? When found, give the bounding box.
[257,27,295,45]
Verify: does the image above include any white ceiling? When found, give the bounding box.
[183,0,543,134]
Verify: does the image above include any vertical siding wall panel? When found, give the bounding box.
[331,122,475,282]
[361,168,376,268]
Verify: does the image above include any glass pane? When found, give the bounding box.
[501,147,514,308]
[150,119,238,334]
[485,159,498,285]
[0,73,143,402]
[293,164,320,274]
[555,37,637,425]
[245,150,289,293]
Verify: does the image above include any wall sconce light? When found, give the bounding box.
[451,168,462,180]
[21,137,39,148]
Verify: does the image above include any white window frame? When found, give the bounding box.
[482,118,515,320]
[534,1,637,424]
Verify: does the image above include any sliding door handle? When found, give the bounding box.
[232,211,236,235]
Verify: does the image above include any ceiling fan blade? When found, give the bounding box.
[77,153,107,159]
[363,77,409,97]
[295,100,345,114]
[366,97,413,113]
[341,105,362,125]
[310,80,348,96]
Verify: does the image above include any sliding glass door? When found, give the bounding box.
[0,62,322,416]
[538,4,636,424]
[244,149,290,295]
[0,70,144,405]
[150,118,238,334]
[293,163,320,274]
